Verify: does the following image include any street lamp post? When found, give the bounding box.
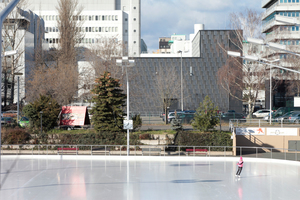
[14,73,23,123]
[40,111,43,134]
[178,50,183,111]
[116,57,135,156]
[0,0,21,189]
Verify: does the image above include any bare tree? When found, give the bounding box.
[153,64,181,124]
[26,0,84,105]
[217,8,280,116]
[56,0,84,66]
[85,36,124,78]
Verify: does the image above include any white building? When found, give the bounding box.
[141,24,205,58]
[28,0,141,57]
[262,0,300,57]
[0,3,46,106]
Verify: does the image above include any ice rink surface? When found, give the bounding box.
[0,155,300,200]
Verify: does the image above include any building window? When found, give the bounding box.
[134,18,136,21]
[134,7,136,9]
[115,15,118,21]
[134,41,136,44]
[125,18,127,21]
[115,27,118,32]
[95,16,98,21]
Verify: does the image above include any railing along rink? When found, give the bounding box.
[1,144,299,161]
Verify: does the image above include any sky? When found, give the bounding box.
[141,0,264,53]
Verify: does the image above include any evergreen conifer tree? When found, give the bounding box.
[192,95,219,131]
[91,71,126,132]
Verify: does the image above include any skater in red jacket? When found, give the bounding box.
[236,156,243,177]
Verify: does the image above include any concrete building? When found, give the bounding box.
[121,29,243,114]
[158,37,171,54]
[262,0,300,108]
[28,0,141,57]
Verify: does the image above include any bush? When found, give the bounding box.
[47,131,141,145]
[1,127,31,144]
[174,131,232,150]
[192,95,219,131]
[132,114,142,131]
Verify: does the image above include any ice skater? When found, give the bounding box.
[236,156,243,177]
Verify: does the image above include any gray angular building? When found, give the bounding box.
[127,29,242,115]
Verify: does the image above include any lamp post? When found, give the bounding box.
[0,0,21,189]
[227,51,300,124]
[178,50,183,111]
[40,111,43,134]
[116,57,135,156]
[14,73,23,122]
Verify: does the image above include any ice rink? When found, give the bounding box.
[0,155,300,200]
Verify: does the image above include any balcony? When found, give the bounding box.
[262,0,275,8]
[262,2,278,20]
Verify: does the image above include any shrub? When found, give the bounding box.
[1,127,31,144]
[132,114,142,131]
[174,131,232,150]
[192,95,219,131]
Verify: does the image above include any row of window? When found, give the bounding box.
[280,0,300,3]
[263,12,300,26]
[46,26,119,33]
[42,15,119,21]
[279,40,300,45]
[45,38,136,45]
[279,26,300,31]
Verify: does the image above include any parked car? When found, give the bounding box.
[19,117,30,127]
[252,109,272,118]
[273,111,299,122]
[166,111,185,123]
[221,112,245,122]
[1,117,16,125]
[264,107,300,121]
[287,112,300,123]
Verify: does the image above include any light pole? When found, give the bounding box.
[178,50,183,111]
[14,73,23,123]
[116,57,135,156]
[0,0,21,189]
[40,111,43,134]
[228,51,300,124]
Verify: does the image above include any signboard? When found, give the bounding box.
[294,97,300,107]
[236,127,265,135]
[60,106,90,126]
[267,128,298,136]
[123,120,133,130]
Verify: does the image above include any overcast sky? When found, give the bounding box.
[141,0,264,53]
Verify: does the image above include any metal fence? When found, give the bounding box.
[229,119,300,128]
[1,144,299,161]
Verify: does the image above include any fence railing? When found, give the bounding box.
[1,144,299,161]
[229,119,300,128]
